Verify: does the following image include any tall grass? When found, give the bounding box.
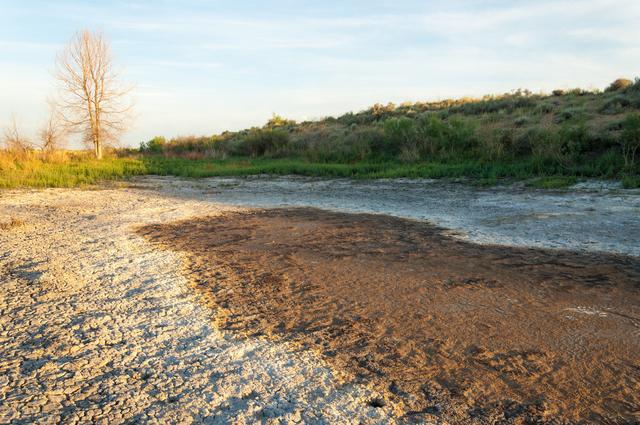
[0,151,146,188]
[2,152,639,188]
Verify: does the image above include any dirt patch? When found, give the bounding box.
[139,208,640,423]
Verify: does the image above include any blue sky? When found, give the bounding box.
[1,0,639,147]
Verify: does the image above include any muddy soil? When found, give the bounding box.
[139,208,640,424]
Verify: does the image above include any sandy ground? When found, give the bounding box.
[0,187,393,424]
[139,208,640,424]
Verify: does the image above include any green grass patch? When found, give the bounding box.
[0,154,636,189]
[622,175,640,188]
[0,157,147,188]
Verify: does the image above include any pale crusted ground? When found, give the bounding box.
[0,186,395,424]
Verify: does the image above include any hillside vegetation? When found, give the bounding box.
[2,79,640,188]
[139,78,640,186]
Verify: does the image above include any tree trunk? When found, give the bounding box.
[94,138,102,159]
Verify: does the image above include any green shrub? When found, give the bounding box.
[521,128,560,161]
[482,129,513,160]
[620,114,640,167]
[534,102,554,114]
[558,124,591,157]
[382,117,415,157]
[567,88,590,96]
[600,95,632,115]
[140,136,166,153]
[554,107,584,123]
[415,114,449,157]
[625,78,640,93]
[343,127,380,161]
[130,83,640,183]
[301,127,381,163]
[241,129,290,157]
[514,116,530,127]
[451,94,536,115]
[445,118,477,156]
[622,175,640,188]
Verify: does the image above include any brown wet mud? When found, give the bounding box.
[138,208,640,424]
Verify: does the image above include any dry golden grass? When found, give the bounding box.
[0,217,25,231]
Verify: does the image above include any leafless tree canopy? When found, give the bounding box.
[39,102,67,152]
[55,30,132,159]
[2,115,31,152]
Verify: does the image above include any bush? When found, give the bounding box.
[535,102,554,114]
[625,78,640,93]
[343,128,379,161]
[600,95,632,115]
[301,127,381,163]
[451,94,537,116]
[241,129,290,157]
[514,116,530,127]
[370,103,397,121]
[558,124,591,157]
[620,114,640,167]
[513,129,536,157]
[140,136,166,153]
[415,115,449,157]
[606,78,634,92]
[566,88,591,96]
[552,89,565,96]
[554,107,584,123]
[382,117,415,157]
[482,129,512,160]
[446,118,477,155]
[520,128,559,161]
[265,114,296,129]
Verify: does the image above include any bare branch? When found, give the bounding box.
[54,29,134,159]
[2,114,32,152]
[38,101,68,152]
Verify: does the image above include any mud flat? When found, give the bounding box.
[140,207,640,424]
[2,177,639,424]
[138,175,640,257]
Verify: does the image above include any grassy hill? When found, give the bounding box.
[138,78,640,187]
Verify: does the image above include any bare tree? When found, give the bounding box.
[55,30,132,159]
[38,102,67,153]
[2,114,31,152]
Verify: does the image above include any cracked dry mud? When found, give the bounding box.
[0,187,393,424]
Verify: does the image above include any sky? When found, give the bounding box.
[1,0,639,147]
